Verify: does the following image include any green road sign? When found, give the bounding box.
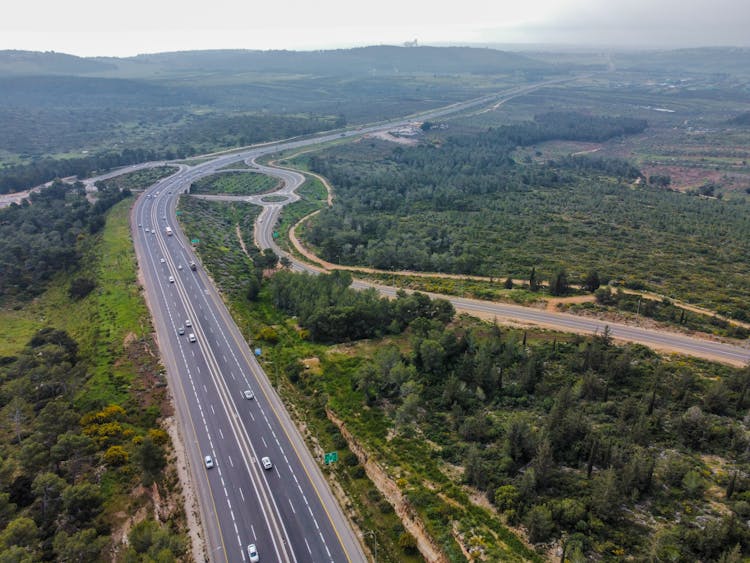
[324,451,338,465]
[273,231,279,239]
[191,238,200,244]
[175,211,182,216]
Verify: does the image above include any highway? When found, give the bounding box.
[133,174,365,563]
[127,84,550,563]
[120,80,750,563]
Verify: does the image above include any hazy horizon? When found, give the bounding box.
[3,0,749,57]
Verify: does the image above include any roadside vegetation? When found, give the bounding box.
[94,166,178,192]
[0,185,189,561]
[564,288,749,340]
[189,171,279,196]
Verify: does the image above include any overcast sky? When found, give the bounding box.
[2,0,749,56]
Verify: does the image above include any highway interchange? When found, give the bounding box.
[125,84,750,563]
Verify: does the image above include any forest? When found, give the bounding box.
[0,181,130,300]
[301,111,750,318]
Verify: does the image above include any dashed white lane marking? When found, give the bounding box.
[219,428,224,440]
[239,488,245,502]
[261,437,267,448]
[196,365,201,373]
[288,498,296,514]
[249,411,255,421]
[191,350,195,357]
[223,354,227,362]
[210,404,215,415]
[228,455,234,468]
[251,524,256,538]
[304,538,312,555]
[203,384,207,393]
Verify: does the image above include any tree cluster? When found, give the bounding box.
[0,180,130,300]
[268,270,454,342]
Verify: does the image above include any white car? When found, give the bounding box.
[168,276,175,283]
[185,319,192,327]
[243,389,254,400]
[188,333,196,343]
[247,544,259,562]
[160,258,165,263]
[178,327,185,335]
[261,457,272,470]
[178,264,183,270]
[145,228,150,232]
[204,455,214,469]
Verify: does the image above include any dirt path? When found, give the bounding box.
[235,224,250,258]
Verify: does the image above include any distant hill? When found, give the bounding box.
[124,46,552,76]
[0,46,552,79]
[0,50,116,75]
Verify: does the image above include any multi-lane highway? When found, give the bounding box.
[123,81,750,563]
[133,174,365,563]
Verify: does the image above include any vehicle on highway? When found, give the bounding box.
[190,261,197,271]
[204,455,214,469]
[178,264,183,270]
[138,223,142,227]
[145,228,149,232]
[185,319,192,327]
[165,226,173,236]
[247,544,259,562]
[243,389,254,400]
[160,258,165,263]
[188,333,196,343]
[178,327,185,335]
[261,456,272,470]
[168,276,175,283]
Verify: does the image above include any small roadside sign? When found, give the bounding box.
[324,451,338,465]
[273,231,279,239]
[191,238,200,244]
[254,348,262,356]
